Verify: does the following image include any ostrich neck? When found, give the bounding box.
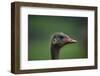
[51,44,61,59]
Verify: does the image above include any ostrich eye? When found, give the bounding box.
[59,36,64,39]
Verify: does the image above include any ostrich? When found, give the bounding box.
[50,32,77,59]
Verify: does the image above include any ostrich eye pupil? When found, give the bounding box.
[59,36,64,39]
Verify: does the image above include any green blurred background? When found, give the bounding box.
[28,15,88,60]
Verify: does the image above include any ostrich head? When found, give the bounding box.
[50,32,77,59]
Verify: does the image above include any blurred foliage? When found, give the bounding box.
[28,15,88,60]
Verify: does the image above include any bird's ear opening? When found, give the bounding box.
[52,38,57,44]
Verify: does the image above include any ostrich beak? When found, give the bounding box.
[70,39,77,43]
[63,36,77,43]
